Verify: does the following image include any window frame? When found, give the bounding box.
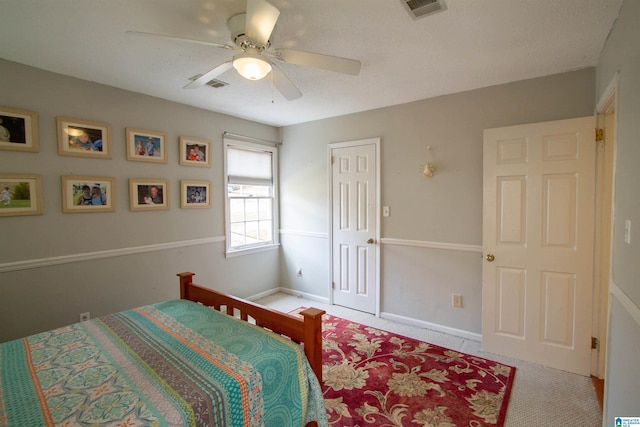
[223,137,279,257]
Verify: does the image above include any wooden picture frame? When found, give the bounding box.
[0,174,43,217]
[180,180,211,209]
[179,136,210,167]
[57,116,112,158]
[0,106,39,153]
[61,175,115,213]
[129,178,169,211]
[126,128,167,163]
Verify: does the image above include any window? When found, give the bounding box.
[223,136,278,255]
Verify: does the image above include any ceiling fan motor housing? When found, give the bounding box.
[228,13,270,49]
[227,13,246,44]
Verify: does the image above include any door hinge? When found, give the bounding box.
[595,128,604,142]
[591,336,599,349]
[332,281,336,289]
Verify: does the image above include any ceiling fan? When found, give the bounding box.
[127,0,361,100]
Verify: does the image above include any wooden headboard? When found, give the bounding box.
[177,272,325,383]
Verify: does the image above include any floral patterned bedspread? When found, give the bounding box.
[0,299,327,427]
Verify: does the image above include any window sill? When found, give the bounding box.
[225,243,280,258]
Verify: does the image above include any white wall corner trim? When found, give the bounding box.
[596,70,619,114]
[279,229,329,239]
[610,281,640,327]
[380,238,483,253]
[381,311,483,342]
[277,232,482,253]
[0,236,225,274]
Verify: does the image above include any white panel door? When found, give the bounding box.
[330,139,378,314]
[482,117,596,375]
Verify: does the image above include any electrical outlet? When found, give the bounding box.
[452,294,463,308]
[296,267,303,277]
[79,312,90,322]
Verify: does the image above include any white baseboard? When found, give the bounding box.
[246,288,282,302]
[247,287,331,305]
[381,311,482,342]
[259,287,481,342]
[276,287,331,305]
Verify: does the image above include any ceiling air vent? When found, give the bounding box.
[189,74,228,89]
[205,79,228,89]
[402,0,446,19]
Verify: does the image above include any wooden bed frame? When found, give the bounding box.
[178,272,325,383]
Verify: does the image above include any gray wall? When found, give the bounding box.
[279,68,596,334]
[0,59,279,343]
[0,60,600,344]
[596,0,640,421]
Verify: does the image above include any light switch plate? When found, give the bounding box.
[625,219,631,244]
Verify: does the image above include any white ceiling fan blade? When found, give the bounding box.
[271,64,302,100]
[126,30,235,50]
[275,49,361,75]
[183,61,233,89]
[245,0,280,46]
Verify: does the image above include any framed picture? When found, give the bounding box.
[126,128,167,163]
[180,180,211,209]
[0,174,43,217]
[129,178,169,211]
[0,106,39,153]
[57,116,112,158]
[61,175,115,213]
[179,136,211,167]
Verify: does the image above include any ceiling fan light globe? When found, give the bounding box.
[233,55,272,80]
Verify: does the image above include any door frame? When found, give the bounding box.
[592,71,619,378]
[327,137,381,316]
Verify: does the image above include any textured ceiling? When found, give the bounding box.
[0,0,623,127]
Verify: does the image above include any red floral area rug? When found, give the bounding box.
[293,309,516,426]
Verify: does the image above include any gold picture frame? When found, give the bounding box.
[0,173,43,217]
[57,116,112,158]
[180,180,211,209]
[179,136,211,167]
[126,128,168,163]
[61,175,115,213]
[0,106,39,153]
[129,178,170,211]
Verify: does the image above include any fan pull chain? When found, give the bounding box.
[270,71,275,104]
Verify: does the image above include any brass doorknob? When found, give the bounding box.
[486,254,495,262]
[367,238,375,244]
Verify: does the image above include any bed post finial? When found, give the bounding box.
[300,307,325,383]
[177,272,195,300]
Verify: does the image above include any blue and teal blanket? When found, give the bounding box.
[0,299,327,426]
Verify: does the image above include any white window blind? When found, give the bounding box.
[227,147,272,185]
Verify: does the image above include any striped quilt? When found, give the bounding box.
[0,299,327,427]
